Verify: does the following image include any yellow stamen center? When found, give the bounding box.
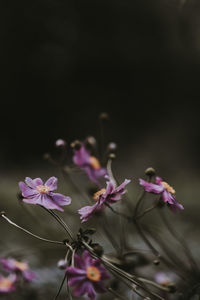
[15,261,28,271]
[90,156,101,170]
[161,181,175,194]
[93,188,106,201]
[36,185,50,194]
[0,278,13,289]
[86,266,101,282]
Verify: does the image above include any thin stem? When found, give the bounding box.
[107,287,131,300]
[42,207,74,241]
[136,202,159,219]
[134,220,160,258]
[159,209,198,272]
[106,158,117,186]
[1,213,64,245]
[54,272,68,300]
[106,204,132,221]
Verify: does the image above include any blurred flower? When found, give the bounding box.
[0,258,36,282]
[73,143,107,185]
[78,176,131,222]
[66,251,109,300]
[55,139,66,147]
[19,177,71,211]
[139,176,184,212]
[0,274,16,293]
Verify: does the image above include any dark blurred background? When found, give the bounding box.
[0,0,200,169]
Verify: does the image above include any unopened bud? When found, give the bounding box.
[145,167,156,177]
[168,283,176,293]
[109,153,116,160]
[99,112,109,120]
[43,153,50,160]
[55,139,66,147]
[57,259,67,270]
[93,245,104,256]
[71,140,82,150]
[86,136,97,147]
[153,259,160,266]
[0,211,5,216]
[107,142,117,152]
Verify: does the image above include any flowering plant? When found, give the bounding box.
[1,115,198,300]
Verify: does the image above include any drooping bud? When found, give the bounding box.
[55,139,66,147]
[108,153,116,160]
[145,167,156,177]
[99,112,109,120]
[57,259,67,270]
[43,153,50,160]
[93,244,104,256]
[70,140,82,150]
[153,259,160,266]
[107,142,117,153]
[85,136,97,148]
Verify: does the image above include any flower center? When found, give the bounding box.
[0,278,13,289]
[86,266,101,282]
[93,188,106,201]
[15,261,28,271]
[161,181,175,194]
[36,185,50,194]
[90,156,101,169]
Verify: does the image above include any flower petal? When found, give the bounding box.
[25,177,43,188]
[139,179,164,194]
[19,182,38,198]
[51,193,71,206]
[45,177,58,191]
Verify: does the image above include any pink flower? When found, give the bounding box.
[0,258,36,282]
[78,176,131,222]
[0,274,17,293]
[73,143,107,186]
[19,177,71,211]
[66,251,109,300]
[139,176,184,213]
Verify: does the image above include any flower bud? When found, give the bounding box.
[145,167,156,177]
[70,140,82,150]
[57,259,67,270]
[153,259,160,266]
[107,142,117,153]
[85,136,97,148]
[108,153,116,160]
[99,112,109,120]
[55,139,66,147]
[93,244,104,256]
[43,153,50,160]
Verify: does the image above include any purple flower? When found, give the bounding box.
[139,176,184,212]
[66,251,109,300]
[73,144,107,185]
[0,258,36,282]
[0,274,17,293]
[19,177,71,212]
[78,177,131,222]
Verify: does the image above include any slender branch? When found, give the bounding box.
[136,202,159,219]
[41,207,74,241]
[159,209,198,272]
[54,272,68,300]
[107,287,131,300]
[0,212,64,245]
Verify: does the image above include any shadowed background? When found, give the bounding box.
[0,0,200,299]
